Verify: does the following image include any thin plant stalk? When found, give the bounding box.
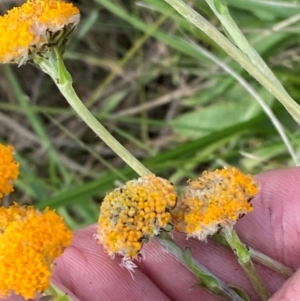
[155,231,248,301]
[205,0,284,90]
[34,48,151,177]
[163,0,300,125]
[250,247,293,279]
[212,233,293,279]
[221,228,270,301]
[44,284,73,301]
[188,41,299,165]
[204,0,299,165]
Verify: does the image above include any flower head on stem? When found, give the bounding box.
[0,144,19,199]
[172,167,258,240]
[0,203,72,299]
[97,175,177,267]
[0,0,80,65]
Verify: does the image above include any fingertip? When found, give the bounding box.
[269,268,300,301]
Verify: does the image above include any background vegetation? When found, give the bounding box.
[0,0,300,230]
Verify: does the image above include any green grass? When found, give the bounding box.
[1,0,300,230]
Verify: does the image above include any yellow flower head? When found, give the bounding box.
[172,167,258,240]
[0,0,80,64]
[98,175,177,262]
[0,144,19,199]
[0,204,72,299]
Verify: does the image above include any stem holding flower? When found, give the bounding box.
[37,47,151,177]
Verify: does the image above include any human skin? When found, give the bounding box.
[4,167,300,301]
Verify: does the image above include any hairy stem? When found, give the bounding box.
[35,49,151,177]
[155,232,249,301]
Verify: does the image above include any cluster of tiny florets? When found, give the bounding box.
[0,143,72,299]
[0,203,72,299]
[0,0,80,64]
[0,144,19,199]
[98,175,177,259]
[171,167,258,240]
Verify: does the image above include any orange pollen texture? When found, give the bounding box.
[0,204,72,299]
[0,144,19,199]
[171,167,258,239]
[0,0,80,63]
[98,175,177,259]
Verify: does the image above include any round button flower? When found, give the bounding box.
[0,0,80,65]
[97,175,177,264]
[0,144,19,199]
[0,204,72,299]
[172,167,258,240]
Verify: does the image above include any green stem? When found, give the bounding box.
[44,283,73,301]
[155,232,248,301]
[35,49,151,177]
[163,0,300,125]
[206,0,283,88]
[221,228,270,301]
[212,233,293,279]
[249,247,293,278]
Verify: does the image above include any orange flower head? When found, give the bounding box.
[97,175,177,263]
[0,204,72,299]
[0,144,19,199]
[172,167,258,240]
[0,0,80,64]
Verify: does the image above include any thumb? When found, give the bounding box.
[269,269,300,300]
